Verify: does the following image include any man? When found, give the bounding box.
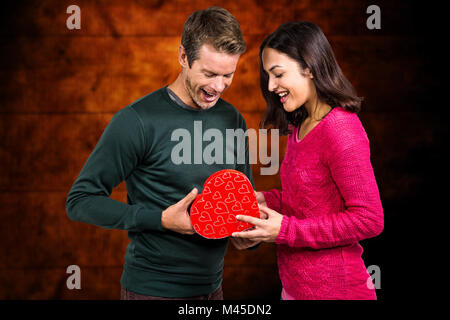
[66,7,258,300]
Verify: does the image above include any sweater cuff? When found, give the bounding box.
[135,207,163,231]
[276,215,290,245]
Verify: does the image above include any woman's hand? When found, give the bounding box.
[232,206,283,242]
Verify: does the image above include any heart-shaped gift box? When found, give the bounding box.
[190,169,259,239]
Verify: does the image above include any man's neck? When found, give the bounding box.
[166,87,200,111]
[167,73,197,109]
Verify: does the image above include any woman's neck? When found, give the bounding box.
[304,99,332,122]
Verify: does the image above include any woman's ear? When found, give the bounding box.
[303,67,314,79]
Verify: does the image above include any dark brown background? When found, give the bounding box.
[0,0,444,300]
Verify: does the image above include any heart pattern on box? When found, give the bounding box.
[190,169,259,239]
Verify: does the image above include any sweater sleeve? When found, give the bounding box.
[66,107,163,232]
[276,115,384,249]
[262,189,282,213]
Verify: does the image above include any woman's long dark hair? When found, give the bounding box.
[259,21,362,135]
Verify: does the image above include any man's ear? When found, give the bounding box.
[178,45,189,69]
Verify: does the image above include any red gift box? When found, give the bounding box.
[190,169,259,239]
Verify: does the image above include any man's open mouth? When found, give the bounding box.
[201,88,219,102]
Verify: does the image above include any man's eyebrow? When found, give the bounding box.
[202,69,215,74]
[201,69,235,76]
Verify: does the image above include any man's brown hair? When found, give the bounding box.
[181,7,246,67]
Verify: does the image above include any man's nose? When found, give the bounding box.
[211,77,226,93]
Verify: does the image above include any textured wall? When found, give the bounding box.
[0,0,444,300]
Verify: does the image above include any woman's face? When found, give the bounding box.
[262,48,315,112]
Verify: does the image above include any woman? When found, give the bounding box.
[232,21,384,300]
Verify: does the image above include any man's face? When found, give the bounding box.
[182,44,240,110]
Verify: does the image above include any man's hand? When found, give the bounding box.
[161,188,198,235]
[255,191,268,219]
[230,236,261,250]
[255,191,267,207]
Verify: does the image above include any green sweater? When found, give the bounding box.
[66,87,254,297]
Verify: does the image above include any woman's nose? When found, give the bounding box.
[268,77,277,92]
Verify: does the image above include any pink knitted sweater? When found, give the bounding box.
[262,107,383,300]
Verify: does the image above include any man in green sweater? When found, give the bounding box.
[66,7,259,300]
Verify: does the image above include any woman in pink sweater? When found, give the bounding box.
[232,21,384,300]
